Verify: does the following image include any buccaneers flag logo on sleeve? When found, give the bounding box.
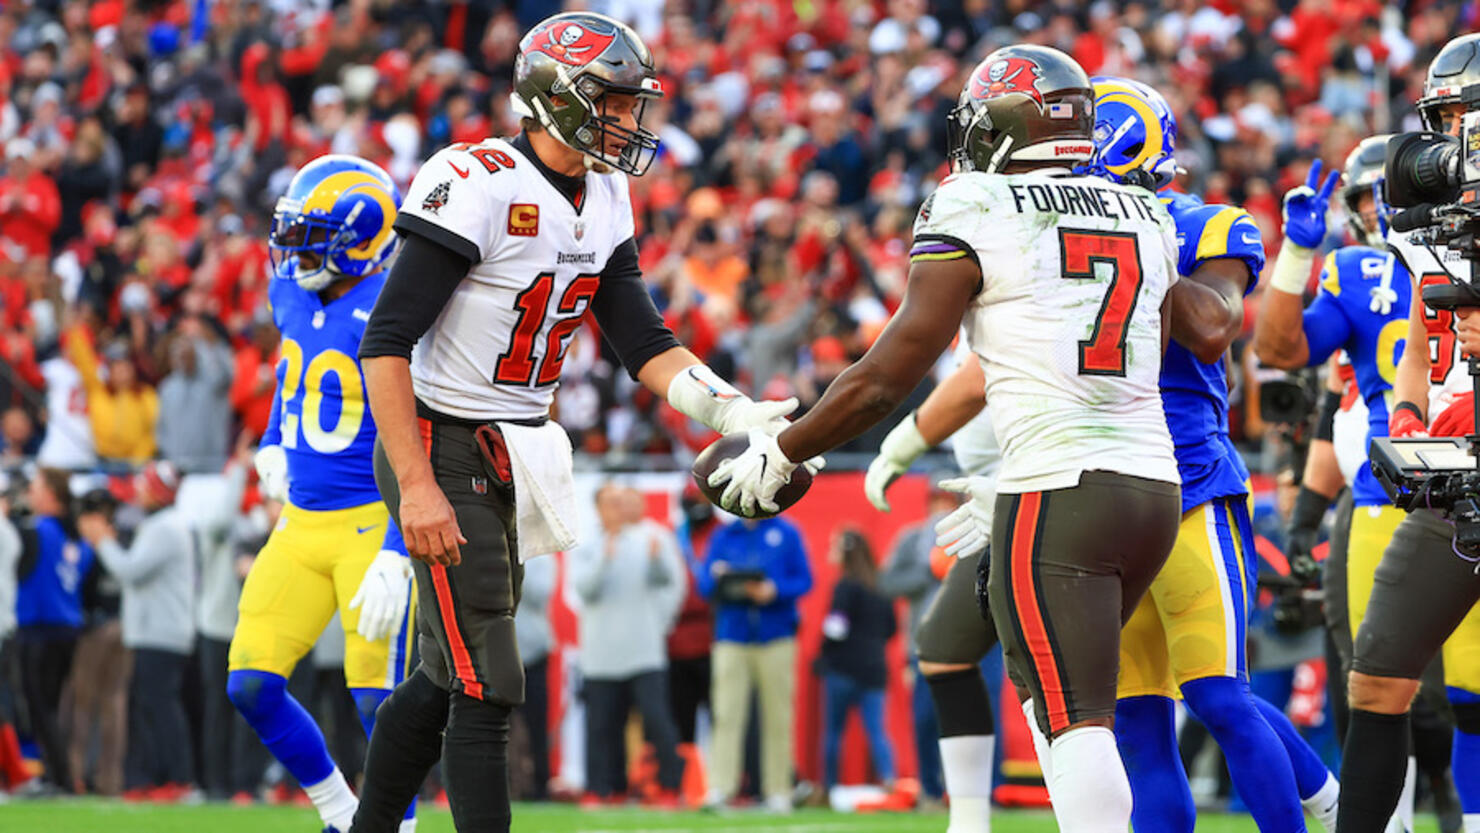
[970,57,1045,109]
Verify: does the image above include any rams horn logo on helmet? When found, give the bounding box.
[971,57,1045,109]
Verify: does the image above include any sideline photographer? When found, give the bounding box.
[1338,32,1480,833]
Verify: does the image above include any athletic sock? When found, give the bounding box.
[1337,708,1411,833]
[1302,773,1341,833]
[352,670,450,833]
[1115,695,1195,833]
[1022,698,1054,785]
[443,692,513,833]
[1182,676,1305,832]
[1256,694,1337,801]
[926,669,994,833]
[304,767,359,831]
[351,687,419,824]
[1454,727,1480,814]
[226,670,337,796]
[1048,726,1133,833]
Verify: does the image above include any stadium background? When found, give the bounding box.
[0,0,1458,828]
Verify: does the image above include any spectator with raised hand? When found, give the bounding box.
[155,314,234,474]
[697,511,813,813]
[0,137,60,261]
[63,315,157,465]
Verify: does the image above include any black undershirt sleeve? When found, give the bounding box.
[359,231,473,361]
[590,237,682,379]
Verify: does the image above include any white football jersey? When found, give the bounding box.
[1330,360,1370,489]
[36,356,95,469]
[913,170,1181,493]
[397,138,634,421]
[1388,225,1469,420]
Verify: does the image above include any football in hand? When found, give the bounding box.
[691,432,813,519]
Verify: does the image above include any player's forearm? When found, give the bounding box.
[1394,294,1431,419]
[1253,286,1310,369]
[914,360,986,446]
[363,356,435,489]
[635,346,701,399]
[780,359,919,462]
[1172,261,1248,364]
[1301,438,1345,499]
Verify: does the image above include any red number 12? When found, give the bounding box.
[494,272,601,386]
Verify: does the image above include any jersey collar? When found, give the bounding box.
[512,132,587,213]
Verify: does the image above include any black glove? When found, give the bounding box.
[974,544,992,622]
[1285,486,1333,586]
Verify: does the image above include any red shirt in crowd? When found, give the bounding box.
[230,343,278,439]
[0,169,60,259]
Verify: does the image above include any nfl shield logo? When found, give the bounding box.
[471,477,488,495]
[574,220,586,241]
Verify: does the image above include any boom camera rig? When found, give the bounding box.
[1371,85,1480,555]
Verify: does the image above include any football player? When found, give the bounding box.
[348,13,804,832]
[227,155,417,833]
[715,45,1183,833]
[869,77,1341,833]
[864,353,1002,833]
[1339,32,1480,833]
[1256,141,1427,833]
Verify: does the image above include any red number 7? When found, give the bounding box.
[1059,229,1145,377]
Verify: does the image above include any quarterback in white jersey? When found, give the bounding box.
[710,45,1180,833]
[348,13,801,833]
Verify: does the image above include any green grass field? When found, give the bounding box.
[0,800,1447,833]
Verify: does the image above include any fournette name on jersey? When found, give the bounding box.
[267,274,387,511]
[394,137,634,422]
[912,170,1181,494]
[1157,191,1264,511]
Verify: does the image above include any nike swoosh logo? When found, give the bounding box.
[356,524,380,534]
[448,161,470,179]
[1240,232,1260,245]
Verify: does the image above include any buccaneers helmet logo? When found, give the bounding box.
[529,21,616,66]
[971,57,1044,108]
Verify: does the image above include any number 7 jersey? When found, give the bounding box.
[912,170,1182,493]
[396,137,634,421]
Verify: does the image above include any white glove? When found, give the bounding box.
[933,476,995,558]
[865,414,930,512]
[667,364,796,434]
[349,550,413,642]
[706,427,800,517]
[253,445,288,503]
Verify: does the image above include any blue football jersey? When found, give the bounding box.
[263,274,394,517]
[1301,246,1410,506]
[1159,191,1265,511]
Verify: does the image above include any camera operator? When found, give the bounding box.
[1337,32,1480,833]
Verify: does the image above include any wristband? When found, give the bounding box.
[1269,241,1315,295]
[1392,400,1424,422]
[1313,389,1342,442]
[879,412,931,466]
[666,363,747,434]
[1288,485,1334,534]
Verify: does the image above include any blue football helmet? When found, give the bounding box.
[269,155,401,291]
[1079,76,1182,189]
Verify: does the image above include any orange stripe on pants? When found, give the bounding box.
[429,564,484,700]
[417,417,433,458]
[1010,492,1069,733]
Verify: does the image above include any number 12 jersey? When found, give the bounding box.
[396,137,635,421]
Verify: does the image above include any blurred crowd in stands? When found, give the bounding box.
[0,0,1449,809]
